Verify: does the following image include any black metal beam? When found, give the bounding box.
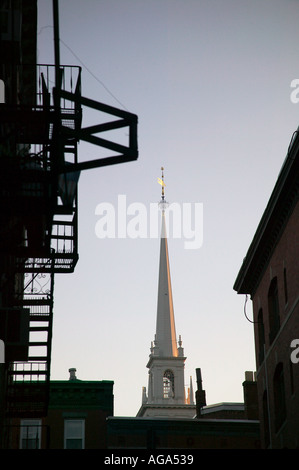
[59,89,137,121]
[81,119,129,135]
[61,125,133,155]
[63,154,138,172]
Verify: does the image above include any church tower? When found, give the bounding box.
[137,168,196,418]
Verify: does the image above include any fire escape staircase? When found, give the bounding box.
[0,63,138,417]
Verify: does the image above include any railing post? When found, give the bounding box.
[52,0,60,91]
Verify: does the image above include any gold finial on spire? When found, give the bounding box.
[157,166,166,200]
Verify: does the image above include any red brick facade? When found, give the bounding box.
[252,200,299,448]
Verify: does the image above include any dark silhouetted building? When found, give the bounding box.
[7,368,114,449]
[0,0,137,449]
[234,128,299,448]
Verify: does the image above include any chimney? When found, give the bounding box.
[195,368,206,418]
[69,368,77,381]
[243,371,259,420]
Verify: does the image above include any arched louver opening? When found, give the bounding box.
[163,369,174,399]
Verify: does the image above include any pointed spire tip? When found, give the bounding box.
[158,166,169,210]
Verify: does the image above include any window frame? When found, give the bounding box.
[64,419,85,449]
[20,419,42,449]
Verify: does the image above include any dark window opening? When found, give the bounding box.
[283,268,288,304]
[257,308,265,365]
[262,390,270,448]
[163,369,174,399]
[268,277,280,344]
[273,363,286,432]
[290,359,295,396]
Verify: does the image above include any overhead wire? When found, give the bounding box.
[38,25,129,111]
[243,294,259,324]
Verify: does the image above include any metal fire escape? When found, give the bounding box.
[0,0,138,422]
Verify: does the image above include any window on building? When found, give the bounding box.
[0,79,4,104]
[262,391,270,449]
[64,419,85,449]
[273,363,286,432]
[257,308,265,365]
[268,277,280,344]
[163,369,174,399]
[283,268,288,304]
[20,419,41,449]
[290,359,295,396]
[0,12,8,34]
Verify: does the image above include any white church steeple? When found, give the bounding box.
[154,168,179,358]
[136,168,195,418]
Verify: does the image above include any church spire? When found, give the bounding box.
[136,168,196,418]
[155,168,179,357]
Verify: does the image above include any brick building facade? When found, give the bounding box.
[6,369,114,449]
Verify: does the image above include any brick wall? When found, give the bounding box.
[252,200,299,448]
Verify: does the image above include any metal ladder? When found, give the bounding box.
[6,263,55,418]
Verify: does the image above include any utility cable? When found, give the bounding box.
[243,294,259,324]
[38,25,129,111]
